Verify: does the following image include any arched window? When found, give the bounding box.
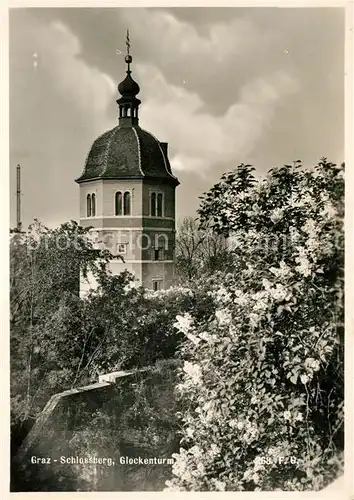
[115,191,122,215]
[123,191,131,216]
[151,192,156,216]
[91,193,96,216]
[157,193,163,217]
[86,194,91,217]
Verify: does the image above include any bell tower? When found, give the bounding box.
[76,31,179,294]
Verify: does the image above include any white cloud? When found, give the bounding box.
[10,14,116,227]
[120,8,281,74]
[136,62,298,174]
[32,20,116,134]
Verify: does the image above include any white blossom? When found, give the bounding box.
[268,446,281,457]
[270,283,290,302]
[270,207,284,223]
[123,280,139,292]
[189,445,203,459]
[252,291,269,312]
[211,479,226,491]
[197,462,205,474]
[229,419,238,429]
[183,361,203,386]
[174,313,193,335]
[186,427,194,438]
[243,469,253,481]
[252,473,260,484]
[234,290,249,307]
[295,248,312,277]
[210,444,220,456]
[270,261,292,279]
[302,218,317,235]
[306,235,320,252]
[215,285,232,304]
[305,357,321,372]
[320,201,337,219]
[249,312,261,327]
[215,308,232,326]
[199,331,216,343]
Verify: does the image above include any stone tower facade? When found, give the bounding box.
[76,35,179,293]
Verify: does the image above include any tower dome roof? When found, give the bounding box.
[76,31,179,187]
[118,71,140,97]
[75,126,179,185]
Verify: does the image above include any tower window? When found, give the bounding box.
[152,279,163,291]
[150,192,164,217]
[91,193,96,216]
[87,194,91,217]
[157,193,163,217]
[153,246,165,261]
[123,191,131,215]
[115,191,131,216]
[117,243,127,254]
[150,192,156,216]
[115,191,123,215]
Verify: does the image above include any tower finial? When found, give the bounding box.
[126,29,130,56]
[125,29,132,73]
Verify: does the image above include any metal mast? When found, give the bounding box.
[16,164,22,232]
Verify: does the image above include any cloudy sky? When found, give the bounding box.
[9,7,345,228]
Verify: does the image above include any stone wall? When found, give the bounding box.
[11,360,180,492]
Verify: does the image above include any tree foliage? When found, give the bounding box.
[10,220,110,427]
[175,216,233,281]
[10,221,213,450]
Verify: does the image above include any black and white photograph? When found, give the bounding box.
[5,3,348,494]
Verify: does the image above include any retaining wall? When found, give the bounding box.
[11,360,181,492]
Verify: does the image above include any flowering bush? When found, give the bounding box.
[166,159,344,491]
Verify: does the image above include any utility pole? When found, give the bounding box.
[16,164,22,232]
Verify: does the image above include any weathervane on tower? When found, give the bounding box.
[125,29,132,73]
[126,29,130,55]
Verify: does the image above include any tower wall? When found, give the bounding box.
[79,178,176,291]
[141,262,175,290]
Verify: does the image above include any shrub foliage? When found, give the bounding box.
[10,222,212,451]
[167,159,344,491]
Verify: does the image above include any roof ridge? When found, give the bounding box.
[143,129,179,181]
[132,127,144,176]
[102,126,119,176]
[79,128,110,180]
